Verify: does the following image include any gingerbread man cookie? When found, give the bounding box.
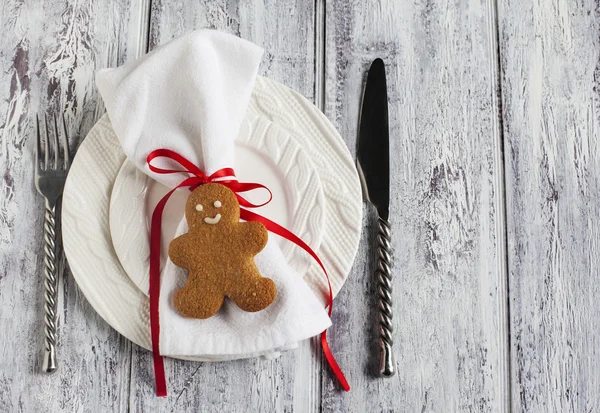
[168,183,277,319]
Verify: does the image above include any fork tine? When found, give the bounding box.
[52,114,59,170]
[35,114,41,169]
[60,113,71,169]
[43,114,49,170]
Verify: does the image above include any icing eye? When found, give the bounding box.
[214,200,222,208]
[195,204,203,212]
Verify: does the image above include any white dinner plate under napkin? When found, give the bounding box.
[62,75,362,359]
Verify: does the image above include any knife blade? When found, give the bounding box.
[357,58,390,221]
[357,58,395,377]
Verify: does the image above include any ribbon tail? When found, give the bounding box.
[152,355,167,397]
[239,208,350,391]
[149,189,175,397]
[321,330,350,392]
[149,177,204,397]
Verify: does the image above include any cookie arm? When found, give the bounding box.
[238,221,268,255]
[168,235,191,268]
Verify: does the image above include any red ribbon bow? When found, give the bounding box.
[147,149,350,397]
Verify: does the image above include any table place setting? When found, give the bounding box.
[35,30,395,397]
[36,29,395,397]
[6,1,592,410]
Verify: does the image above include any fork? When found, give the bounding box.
[34,113,71,373]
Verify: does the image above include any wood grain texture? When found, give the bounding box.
[135,2,322,412]
[149,0,316,99]
[322,0,510,411]
[4,0,599,411]
[0,0,147,411]
[498,0,600,411]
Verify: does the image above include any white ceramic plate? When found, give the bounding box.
[62,76,362,354]
[110,111,325,296]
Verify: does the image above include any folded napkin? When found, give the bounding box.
[96,30,331,358]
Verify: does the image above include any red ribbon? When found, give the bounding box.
[147,149,350,397]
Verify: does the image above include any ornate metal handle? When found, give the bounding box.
[42,200,58,373]
[376,217,395,377]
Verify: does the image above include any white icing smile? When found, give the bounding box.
[204,214,221,225]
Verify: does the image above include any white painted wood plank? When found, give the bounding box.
[0,1,147,411]
[149,0,316,99]
[498,0,600,411]
[136,2,320,412]
[322,1,510,411]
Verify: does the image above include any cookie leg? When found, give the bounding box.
[227,272,277,313]
[174,284,224,319]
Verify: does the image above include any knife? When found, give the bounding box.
[357,58,395,377]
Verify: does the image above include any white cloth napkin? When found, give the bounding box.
[96,30,331,358]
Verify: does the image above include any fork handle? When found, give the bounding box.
[42,200,58,373]
[376,217,395,377]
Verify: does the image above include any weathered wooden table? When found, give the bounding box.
[1,0,598,411]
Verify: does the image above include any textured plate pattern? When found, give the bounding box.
[109,161,149,292]
[62,117,152,350]
[110,111,326,295]
[240,113,326,278]
[249,77,363,299]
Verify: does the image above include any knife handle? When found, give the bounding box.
[376,217,395,377]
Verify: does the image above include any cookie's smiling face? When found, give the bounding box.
[185,183,240,229]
